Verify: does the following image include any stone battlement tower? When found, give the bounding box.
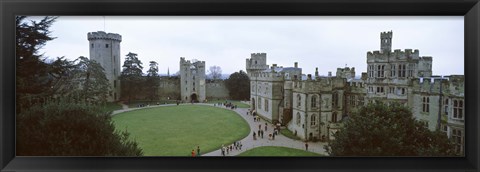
[180,57,206,102]
[88,31,122,102]
[380,31,393,53]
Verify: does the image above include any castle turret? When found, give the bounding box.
[380,31,393,53]
[88,31,122,102]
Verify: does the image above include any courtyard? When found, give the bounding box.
[112,103,328,156]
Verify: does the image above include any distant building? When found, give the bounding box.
[180,57,206,102]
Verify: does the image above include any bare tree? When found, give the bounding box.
[208,65,222,80]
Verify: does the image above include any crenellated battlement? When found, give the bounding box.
[380,31,393,39]
[367,48,420,59]
[88,31,122,42]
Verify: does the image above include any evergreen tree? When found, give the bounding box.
[145,61,160,101]
[225,70,250,100]
[120,52,144,103]
[16,16,58,111]
[325,102,456,156]
[17,99,143,156]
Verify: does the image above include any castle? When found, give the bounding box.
[89,30,464,155]
[246,31,464,155]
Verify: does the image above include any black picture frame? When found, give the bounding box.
[1,0,479,171]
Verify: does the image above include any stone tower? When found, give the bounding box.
[246,53,269,77]
[380,31,393,53]
[180,57,206,102]
[87,31,122,102]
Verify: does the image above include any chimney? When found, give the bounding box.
[294,62,298,68]
[307,74,312,80]
[328,71,332,77]
[315,67,319,78]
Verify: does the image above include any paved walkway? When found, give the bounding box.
[111,102,329,156]
[201,104,328,156]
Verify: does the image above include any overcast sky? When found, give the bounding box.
[36,16,464,76]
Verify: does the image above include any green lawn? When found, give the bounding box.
[112,105,250,156]
[280,129,302,140]
[207,100,250,108]
[237,146,323,156]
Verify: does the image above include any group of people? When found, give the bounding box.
[220,141,243,156]
[191,145,201,157]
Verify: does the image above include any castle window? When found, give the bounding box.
[105,44,109,48]
[91,43,94,48]
[258,97,262,109]
[349,95,356,107]
[296,112,301,126]
[453,100,464,119]
[391,64,396,77]
[444,98,450,115]
[264,99,269,112]
[332,92,338,108]
[377,65,385,78]
[114,80,116,88]
[297,94,301,107]
[398,64,407,77]
[452,129,463,154]
[408,64,414,77]
[376,87,384,93]
[310,114,317,126]
[389,87,395,94]
[311,95,317,108]
[255,61,257,64]
[332,112,337,123]
[368,65,374,78]
[422,96,430,113]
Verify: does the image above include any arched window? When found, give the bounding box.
[297,94,302,107]
[310,114,316,126]
[311,95,317,108]
[296,112,301,126]
[332,112,337,123]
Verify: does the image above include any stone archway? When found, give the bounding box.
[190,93,198,102]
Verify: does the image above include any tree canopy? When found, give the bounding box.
[120,52,144,103]
[145,61,160,101]
[325,102,456,156]
[208,65,222,80]
[225,70,250,100]
[17,99,143,156]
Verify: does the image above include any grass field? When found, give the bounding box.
[280,128,302,140]
[207,100,250,108]
[237,146,323,156]
[112,105,250,156]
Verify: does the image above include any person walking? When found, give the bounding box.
[191,149,196,157]
[265,122,268,131]
[272,133,275,140]
[305,142,309,151]
[221,145,225,156]
[259,124,262,130]
[253,132,257,140]
[260,130,264,139]
[197,146,200,156]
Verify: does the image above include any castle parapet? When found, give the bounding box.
[87,31,122,42]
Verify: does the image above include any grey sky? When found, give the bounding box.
[37,16,464,76]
